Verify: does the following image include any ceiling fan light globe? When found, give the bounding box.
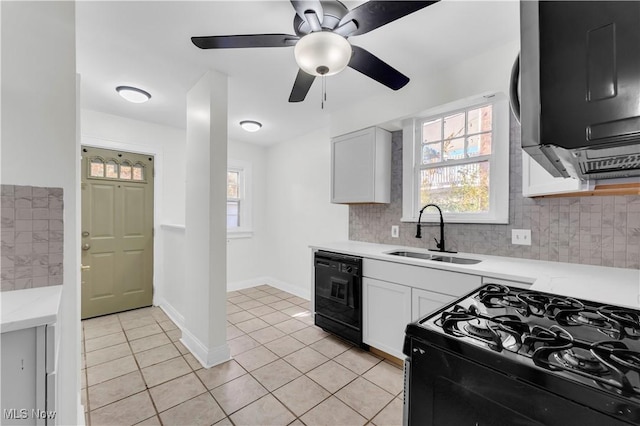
[294,31,351,77]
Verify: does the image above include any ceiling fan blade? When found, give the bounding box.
[290,0,324,26]
[191,34,298,49]
[289,69,316,102]
[339,1,439,37]
[348,45,409,90]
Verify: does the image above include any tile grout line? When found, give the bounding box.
[83,286,403,425]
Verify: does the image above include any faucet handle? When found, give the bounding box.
[434,237,442,249]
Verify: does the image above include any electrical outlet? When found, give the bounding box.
[391,225,399,238]
[511,229,531,246]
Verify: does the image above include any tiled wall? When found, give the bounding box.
[1,185,64,291]
[349,115,640,270]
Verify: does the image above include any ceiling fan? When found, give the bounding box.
[191,1,439,102]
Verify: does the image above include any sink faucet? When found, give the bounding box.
[415,203,456,253]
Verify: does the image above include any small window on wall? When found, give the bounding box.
[227,160,253,238]
[402,95,510,224]
[227,170,240,228]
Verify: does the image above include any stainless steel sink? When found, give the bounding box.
[386,251,434,260]
[429,255,482,264]
[386,251,482,264]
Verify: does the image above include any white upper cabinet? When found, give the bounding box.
[522,151,594,197]
[331,126,391,204]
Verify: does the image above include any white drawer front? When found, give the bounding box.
[363,258,481,297]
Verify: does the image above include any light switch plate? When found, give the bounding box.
[391,225,399,238]
[512,229,531,245]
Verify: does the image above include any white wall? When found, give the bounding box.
[330,40,520,138]
[264,127,349,298]
[1,1,80,423]
[81,109,186,224]
[227,141,268,286]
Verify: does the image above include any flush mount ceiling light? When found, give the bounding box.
[240,120,262,132]
[293,31,352,77]
[116,86,151,103]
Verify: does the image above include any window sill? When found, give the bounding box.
[401,216,508,224]
[227,229,253,239]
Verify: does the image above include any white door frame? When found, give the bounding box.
[81,136,165,307]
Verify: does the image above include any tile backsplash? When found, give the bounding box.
[349,116,640,270]
[1,185,64,291]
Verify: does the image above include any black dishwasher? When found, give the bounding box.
[314,251,364,347]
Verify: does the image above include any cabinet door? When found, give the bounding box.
[522,152,593,197]
[362,277,412,359]
[331,127,391,204]
[1,327,45,426]
[411,289,455,322]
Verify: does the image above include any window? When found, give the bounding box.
[402,94,509,224]
[227,160,253,238]
[227,170,240,228]
[88,157,147,182]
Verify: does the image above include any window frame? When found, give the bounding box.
[401,94,510,224]
[227,159,253,239]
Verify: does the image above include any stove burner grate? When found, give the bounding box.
[554,348,608,375]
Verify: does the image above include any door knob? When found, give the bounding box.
[82,243,91,250]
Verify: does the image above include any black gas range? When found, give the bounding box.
[403,284,640,426]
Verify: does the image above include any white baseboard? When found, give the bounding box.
[227,277,271,292]
[157,298,185,329]
[228,276,310,300]
[180,327,231,369]
[264,277,310,300]
[77,391,85,425]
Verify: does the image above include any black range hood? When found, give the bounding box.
[517,1,640,181]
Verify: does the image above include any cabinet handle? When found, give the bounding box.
[81,265,90,271]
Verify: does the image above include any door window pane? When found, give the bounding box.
[105,160,118,178]
[119,161,132,180]
[90,159,104,177]
[132,164,144,181]
[420,161,490,213]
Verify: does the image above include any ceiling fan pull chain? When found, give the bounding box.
[321,75,325,109]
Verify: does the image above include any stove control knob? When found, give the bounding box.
[412,348,425,355]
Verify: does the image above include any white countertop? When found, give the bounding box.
[311,241,640,309]
[1,285,62,333]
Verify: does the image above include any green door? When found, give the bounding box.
[81,146,154,319]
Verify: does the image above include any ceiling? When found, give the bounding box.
[76,0,519,146]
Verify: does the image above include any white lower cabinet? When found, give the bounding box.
[362,277,412,359]
[1,325,56,426]
[362,258,482,358]
[411,289,455,322]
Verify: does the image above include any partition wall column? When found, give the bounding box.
[183,70,230,367]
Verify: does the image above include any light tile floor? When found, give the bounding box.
[81,285,403,426]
